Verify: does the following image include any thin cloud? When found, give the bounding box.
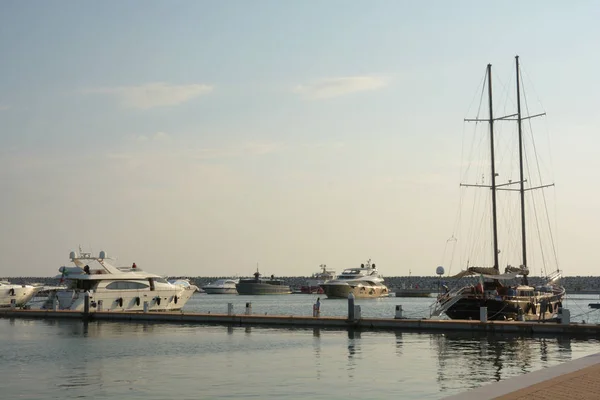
[0,104,9,111]
[293,76,387,99]
[83,82,213,109]
[106,138,283,165]
[135,131,172,143]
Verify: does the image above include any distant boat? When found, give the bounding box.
[300,264,336,294]
[395,288,431,298]
[235,269,291,295]
[396,270,431,297]
[320,259,388,299]
[202,279,239,294]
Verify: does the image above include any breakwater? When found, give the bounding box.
[5,275,600,294]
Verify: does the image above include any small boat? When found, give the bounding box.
[202,279,239,294]
[395,288,432,298]
[235,269,291,295]
[320,259,388,299]
[42,248,198,312]
[396,270,432,297]
[0,280,41,308]
[300,264,336,294]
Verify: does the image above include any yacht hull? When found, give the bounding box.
[235,282,291,295]
[445,296,564,321]
[50,287,196,312]
[320,283,389,299]
[203,287,238,295]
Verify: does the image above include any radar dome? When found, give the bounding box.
[99,251,107,259]
[436,266,445,276]
[69,251,77,260]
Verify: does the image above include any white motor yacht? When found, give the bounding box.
[301,264,336,294]
[0,281,40,308]
[202,279,239,294]
[320,259,388,299]
[43,249,198,312]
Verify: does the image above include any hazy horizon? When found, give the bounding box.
[1,2,599,277]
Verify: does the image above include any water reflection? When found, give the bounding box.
[346,329,362,377]
[313,328,322,380]
[395,331,403,355]
[433,332,574,392]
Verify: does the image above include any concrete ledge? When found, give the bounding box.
[443,352,600,399]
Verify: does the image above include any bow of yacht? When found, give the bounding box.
[0,281,41,307]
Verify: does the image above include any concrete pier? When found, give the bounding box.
[2,309,600,336]
[443,352,600,399]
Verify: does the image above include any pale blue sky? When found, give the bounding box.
[1,1,599,277]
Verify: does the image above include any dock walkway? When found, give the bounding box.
[443,352,600,399]
[2,309,600,336]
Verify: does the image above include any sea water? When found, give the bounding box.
[2,293,600,400]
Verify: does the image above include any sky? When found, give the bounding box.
[1,1,599,277]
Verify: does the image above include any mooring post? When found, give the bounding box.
[480,307,487,322]
[245,302,252,315]
[227,303,234,316]
[395,305,403,319]
[348,292,355,320]
[83,291,90,319]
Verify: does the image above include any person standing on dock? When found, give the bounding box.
[314,297,321,317]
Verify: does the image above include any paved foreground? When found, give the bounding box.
[443,352,600,400]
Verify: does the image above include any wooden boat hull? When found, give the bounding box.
[445,296,564,321]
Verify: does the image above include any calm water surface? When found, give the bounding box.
[2,294,599,399]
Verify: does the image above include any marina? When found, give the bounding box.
[2,2,598,399]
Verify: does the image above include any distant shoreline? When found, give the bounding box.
[3,275,600,294]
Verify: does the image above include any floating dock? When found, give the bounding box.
[2,308,600,336]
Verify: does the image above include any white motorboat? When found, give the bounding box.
[301,264,336,294]
[43,249,198,312]
[0,280,40,308]
[319,259,388,299]
[202,279,239,294]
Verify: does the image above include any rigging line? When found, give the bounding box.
[464,67,489,121]
[522,77,560,274]
[462,79,488,184]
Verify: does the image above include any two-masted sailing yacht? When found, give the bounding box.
[432,56,565,321]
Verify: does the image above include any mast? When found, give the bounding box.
[487,64,500,272]
[515,55,529,285]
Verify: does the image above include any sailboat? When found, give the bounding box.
[431,56,565,321]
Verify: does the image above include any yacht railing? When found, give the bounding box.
[545,269,562,284]
[429,287,470,318]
